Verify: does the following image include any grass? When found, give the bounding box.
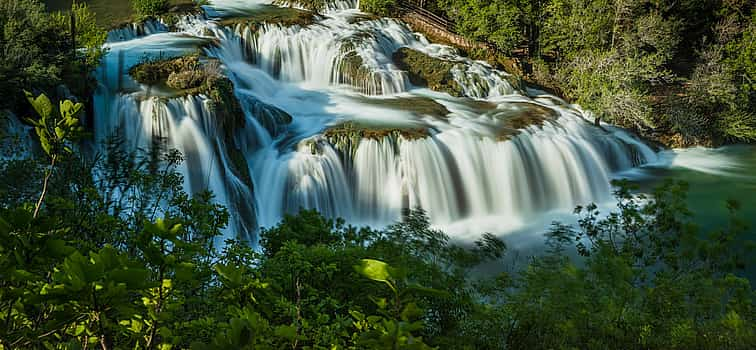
[43,0,197,28]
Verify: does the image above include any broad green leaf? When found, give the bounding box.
[355,258,393,283]
[274,325,298,340]
[25,91,53,118]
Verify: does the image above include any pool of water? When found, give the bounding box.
[623,145,756,233]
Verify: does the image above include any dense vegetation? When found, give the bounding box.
[367,0,756,146]
[1,0,755,348]
[0,0,104,114]
[2,103,755,348]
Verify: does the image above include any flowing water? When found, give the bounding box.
[91,0,752,246]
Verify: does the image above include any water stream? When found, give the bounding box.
[91,0,752,245]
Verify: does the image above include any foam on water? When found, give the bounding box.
[92,0,661,242]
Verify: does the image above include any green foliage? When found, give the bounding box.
[392,47,464,96]
[503,180,756,349]
[439,0,523,53]
[132,0,169,19]
[0,0,106,112]
[407,0,753,145]
[24,92,86,218]
[50,2,108,69]
[1,132,755,348]
[359,0,397,17]
[24,92,85,157]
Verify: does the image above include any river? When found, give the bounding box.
[91,0,754,250]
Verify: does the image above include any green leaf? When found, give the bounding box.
[55,126,65,139]
[274,325,298,340]
[25,91,53,118]
[355,259,393,283]
[45,239,75,258]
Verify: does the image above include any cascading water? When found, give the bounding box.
[106,19,168,43]
[92,0,658,242]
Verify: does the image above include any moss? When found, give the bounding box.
[322,121,428,154]
[129,54,203,86]
[325,122,429,140]
[272,0,332,12]
[346,13,380,24]
[346,95,450,119]
[206,76,246,137]
[227,145,253,189]
[392,47,464,97]
[490,102,559,141]
[323,121,429,157]
[338,50,378,93]
[129,54,245,136]
[220,5,316,28]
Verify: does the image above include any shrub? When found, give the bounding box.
[359,0,397,17]
[167,70,205,90]
[132,0,169,19]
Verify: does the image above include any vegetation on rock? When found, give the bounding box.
[272,0,331,12]
[219,5,317,28]
[132,0,169,19]
[325,121,430,142]
[129,54,245,135]
[367,0,756,147]
[360,0,398,17]
[392,47,464,96]
[1,114,754,347]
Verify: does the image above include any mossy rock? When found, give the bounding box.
[490,102,559,141]
[227,144,253,189]
[129,54,246,136]
[392,47,464,97]
[338,50,378,93]
[346,13,380,24]
[206,76,246,136]
[272,0,333,12]
[129,54,203,86]
[323,121,430,156]
[220,5,317,29]
[346,95,450,120]
[325,122,429,140]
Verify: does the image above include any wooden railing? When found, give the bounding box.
[393,1,490,51]
[395,1,454,30]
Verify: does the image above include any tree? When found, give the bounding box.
[132,0,169,19]
[23,92,85,218]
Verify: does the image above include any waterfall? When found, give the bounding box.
[107,19,169,43]
[0,112,32,160]
[92,0,660,241]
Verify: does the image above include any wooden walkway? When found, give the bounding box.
[395,2,488,51]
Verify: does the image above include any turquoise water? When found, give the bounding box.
[622,145,756,280]
[480,145,756,277]
[623,145,756,233]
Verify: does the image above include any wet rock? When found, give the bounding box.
[129,54,245,136]
[219,5,317,29]
[392,47,464,97]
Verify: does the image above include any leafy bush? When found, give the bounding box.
[0,0,105,112]
[1,112,755,349]
[132,0,169,19]
[359,0,397,17]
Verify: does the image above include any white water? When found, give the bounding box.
[0,112,32,160]
[107,19,169,43]
[92,0,659,242]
